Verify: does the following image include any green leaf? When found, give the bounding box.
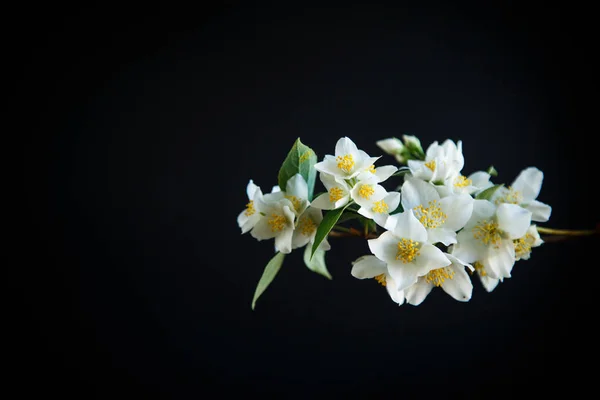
[391,166,411,177]
[486,165,498,177]
[303,245,332,280]
[251,252,286,310]
[277,138,318,201]
[336,210,361,224]
[475,184,504,200]
[311,203,350,259]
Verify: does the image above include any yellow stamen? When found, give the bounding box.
[372,200,389,214]
[268,213,286,232]
[336,154,355,173]
[368,165,376,174]
[396,238,420,263]
[285,195,302,211]
[454,175,472,188]
[358,184,375,199]
[424,160,436,171]
[425,267,455,287]
[413,200,447,228]
[329,187,344,202]
[495,186,523,205]
[374,274,387,286]
[298,216,316,236]
[514,233,534,259]
[244,200,255,216]
[473,261,486,277]
[473,219,502,247]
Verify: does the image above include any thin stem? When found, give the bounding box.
[537,226,597,236]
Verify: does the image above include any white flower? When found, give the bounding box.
[237,179,263,234]
[376,135,424,164]
[376,137,404,155]
[250,194,296,254]
[292,206,331,251]
[367,210,451,291]
[407,139,464,183]
[351,255,405,305]
[355,187,401,229]
[400,177,473,246]
[314,137,380,180]
[404,254,474,305]
[263,173,310,217]
[452,200,532,280]
[513,224,543,261]
[471,224,543,293]
[310,172,352,210]
[436,170,494,197]
[356,164,398,184]
[492,167,551,222]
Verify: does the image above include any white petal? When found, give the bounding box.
[250,217,276,240]
[386,262,421,291]
[527,200,552,223]
[467,199,497,228]
[425,141,442,159]
[385,192,401,214]
[318,171,338,190]
[310,192,335,210]
[407,160,433,181]
[374,165,398,182]
[314,157,345,178]
[400,177,440,210]
[390,210,428,243]
[246,179,260,199]
[351,255,387,279]
[453,231,486,263]
[376,138,404,154]
[479,274,501,292]
[405,279,434,305]
[427,227,457,246]
[271,185,281,193]
[497,203,532,239]
[275,228,294,254]
[412,244,451,274]
[385,275,405,305]
[484,240,515,279]
[511,167,543,202]
[440,194,473,231]
[367,231,399,265]
[335,136,359,158]
[286,173,308,200]
[468,171,492,190]
[441,265,473,302]
[351,183,387,208]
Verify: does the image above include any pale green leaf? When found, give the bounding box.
[277,138,318,201]
[251,252,286,310]
[303,245,332,280]
[475,184,504,200]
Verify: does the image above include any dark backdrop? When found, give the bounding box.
[19,3,599,398]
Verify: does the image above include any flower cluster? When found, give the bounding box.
[238,135,553,309]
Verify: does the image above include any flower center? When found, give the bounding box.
[374,273,387,286]
[245,200,255,216]
[268,213,287,232]
[298,216,316,236]
[396,238,420,263]
[336,154,355,173]
[285,195,302,211]
[368,165,376,174]
[413,200,447,228]
[372,200,389,214]
[358,184,375,199]
[473,219,502,246]
[473,261,486,276]
[454,175,472,188]
[514,233,534,259]
[424,160,436,171]
[425,267,455,287]
[329,187,344,202]
[495,186,523,205]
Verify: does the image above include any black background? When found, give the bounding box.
[18,2,599,398]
